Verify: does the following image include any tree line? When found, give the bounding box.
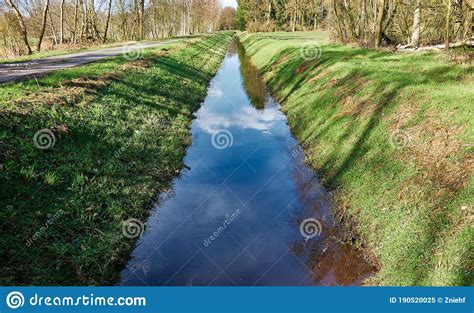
[2,0,471,56]
[0,0,235,56]
[236,0,473,48]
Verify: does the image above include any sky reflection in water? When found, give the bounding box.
[119,39,376,286]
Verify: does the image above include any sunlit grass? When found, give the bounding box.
[0,32,233,285]
[239,31,473,286]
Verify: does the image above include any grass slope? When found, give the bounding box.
[0,32,233,285]
[239,31,473,286]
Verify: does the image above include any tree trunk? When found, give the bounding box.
[83,0,97,41]
[49,10,58,45]
[445,0,452,51]
[140,0,145,39]
[374,0,386,48]
[331,0,344,41]
[80,0,87,41]
[359,0,367,42]
[342,0,357,41]
[60,0,65,44]
[268,1,272,23]
[313,0,319,29]
[37,0,50,52]
[410,0,421,48]
[103,0,113,43]
[134,0,139,39]
[5,0,32,54]
[463,7,472,43]
[73,0,80,44]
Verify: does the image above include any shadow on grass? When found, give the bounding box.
[0,33,233,285]
[240,34,472,285]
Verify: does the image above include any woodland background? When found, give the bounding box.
[0,0,472,57]
[0,0,236,56]
[237,0,473,48]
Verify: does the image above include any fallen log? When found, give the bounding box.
[397,39,474,51]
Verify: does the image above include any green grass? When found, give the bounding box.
[0,32,233,285]
[239,31,473,286]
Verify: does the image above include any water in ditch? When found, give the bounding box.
[119,38,376,286]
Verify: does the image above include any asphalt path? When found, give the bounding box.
[0,40,179,84]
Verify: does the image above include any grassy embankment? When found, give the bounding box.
[239,31,473,286]
[0,32,233,285]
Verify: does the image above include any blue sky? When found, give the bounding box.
[220,0,237,8]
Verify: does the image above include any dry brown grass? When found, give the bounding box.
[11,49,172,112]
[387,104,473,194]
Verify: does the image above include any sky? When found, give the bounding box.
[220,0,238,8]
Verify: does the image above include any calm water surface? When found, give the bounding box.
[119,39,376,286]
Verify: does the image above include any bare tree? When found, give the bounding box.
[445,0,452,50]
[411,0,421,48]
[140,0,145,39]
[359,0,367,42]
[374,0,386,48]
[49,9,58,45]
[73,0,81,43]
[37,0,50,51]
[103,0,113,42]
[84,0,99,41]
[1,0,223,56]
[462,2,473,43]
[60,0,66,44]
[5,0,32,54]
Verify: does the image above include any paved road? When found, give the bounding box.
[0,40,179,84]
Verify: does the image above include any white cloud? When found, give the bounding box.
[196,105,282,135]
[208,86,224,98]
